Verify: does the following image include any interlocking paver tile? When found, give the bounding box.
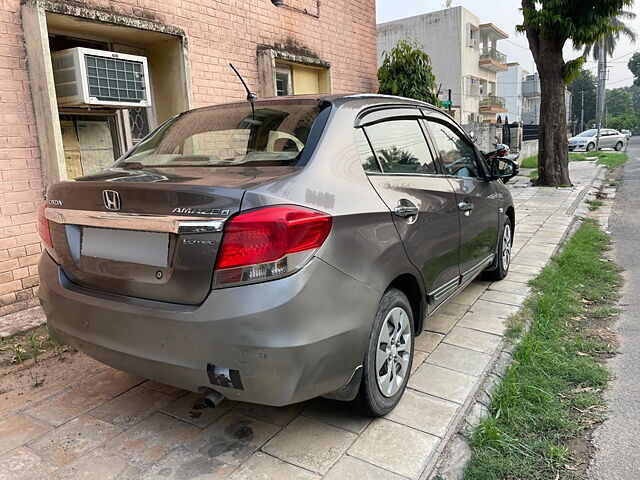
[437,302,469,319]
[470,299,520,319]
[0,447,56,480]
[302,398,371,434]
[412,351,428,373]
[28,414,122,467]
[227,452,319,480]
[424,314,458,334]
[48,447,143,480]
[0,413,50,456]
[426,343,491,376]
[79,368,143,398]
[458,311,506,335]
[324,455,406,480]
[443,326,502,354]
[140,446,234,480]
[91,384,178,428]
[162,392,234,428]
[187,411,280,467]
[263,416,356,474]
[488,280,532,296]
[27,385,111,427]
[233,401,306,426]
[415,331,444,353]
[386,389,459,437]
[409,363,478,404]
[348,419,438,479]
[479,290,527,307]
[107,412,200,466]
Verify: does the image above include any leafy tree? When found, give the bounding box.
[378,40,439,105]
[519,0,633,187]
[568,69,597,130]
[607,112,639,131]
[629,52,640,86]
[584,10,636,59]
[606,88,634,117]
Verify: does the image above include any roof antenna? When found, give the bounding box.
[229,63,257,120]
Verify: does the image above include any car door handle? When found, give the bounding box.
[458,201,474,212]
[393,205,419,218]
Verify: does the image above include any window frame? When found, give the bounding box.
[354,110,446,177]
[423,115,490,180]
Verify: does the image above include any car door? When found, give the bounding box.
[355,112,462,308]
[424,117,500,282]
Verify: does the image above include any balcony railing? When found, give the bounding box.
[480,47,507,65]
[480,95,506,109]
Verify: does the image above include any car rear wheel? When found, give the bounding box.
[615,141,624,151]
[484,216,512,281]
[355,288,414,416]
[586,142,596,152]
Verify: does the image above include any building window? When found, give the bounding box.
[275,66,292,96]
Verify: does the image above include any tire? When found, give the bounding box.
[484,216,512,281]
[354,288,415,416]
[586,142,595,152]
[615,141,624,151]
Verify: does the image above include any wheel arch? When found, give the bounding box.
[505,205,515,237]
[387,273,425,334]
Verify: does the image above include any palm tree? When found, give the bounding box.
[584,10,636,59]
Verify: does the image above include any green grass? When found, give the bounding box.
[464,220,621,480]
[523,152,628,173]
[586,199,604,211]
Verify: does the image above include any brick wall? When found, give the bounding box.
[0,0,378,316]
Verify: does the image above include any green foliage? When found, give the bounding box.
[583,10,637,60]
[377,40,439,105]
[607,112,639,131]
[568,69,597,126]
[628,52,640,87]
[520,155,538,168]
[563,56,586,84]
[464,220,620,480]
[606,88,634,116]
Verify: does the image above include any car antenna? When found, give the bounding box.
[229,63,257,120]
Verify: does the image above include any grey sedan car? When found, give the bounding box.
[38,94,516,416]
[568,128,627,152]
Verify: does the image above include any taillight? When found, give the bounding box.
[37,203,53,249]
[214,205,332,287]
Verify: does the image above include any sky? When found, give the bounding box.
[376,0,640,88]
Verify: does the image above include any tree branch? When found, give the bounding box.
[521,0,541,61]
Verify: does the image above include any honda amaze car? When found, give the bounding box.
[38,94,516,416]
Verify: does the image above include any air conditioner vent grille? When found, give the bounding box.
[85,55,146,103]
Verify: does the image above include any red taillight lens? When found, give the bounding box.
[498,149,508,157]
[215,206,332,270]
[37,203,53,249]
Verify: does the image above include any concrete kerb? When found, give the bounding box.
[427,168,611,480]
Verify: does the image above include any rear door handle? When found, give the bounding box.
[457,201,474,212]
[393,205,419,218]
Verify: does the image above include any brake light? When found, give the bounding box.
[498,149,508,157]
[214,205,332,286]
[37,203,53,249]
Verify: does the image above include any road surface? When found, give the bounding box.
[589,137,640,479]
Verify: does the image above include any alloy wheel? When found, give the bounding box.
[502,223,512,271]
[375,307,412,397]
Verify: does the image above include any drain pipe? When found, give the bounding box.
[204,390,226,408]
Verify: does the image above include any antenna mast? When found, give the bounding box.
[229,63,257,119]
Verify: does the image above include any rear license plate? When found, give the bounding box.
[81,228,169,267]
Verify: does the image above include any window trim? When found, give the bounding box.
[423,116,489,180]
[356,116,442,177]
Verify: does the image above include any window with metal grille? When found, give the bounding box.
[85,55,146,103]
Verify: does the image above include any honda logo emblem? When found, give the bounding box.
[102,190,121,211]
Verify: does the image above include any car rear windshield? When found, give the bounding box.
[116,100,326,168]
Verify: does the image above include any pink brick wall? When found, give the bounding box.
[0,0,378,316]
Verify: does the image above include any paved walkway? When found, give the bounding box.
[0,162,601,480]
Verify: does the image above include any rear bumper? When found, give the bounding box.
[39,253,378,406]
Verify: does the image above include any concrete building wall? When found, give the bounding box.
[0,0,378,316]
[497,63,523,123]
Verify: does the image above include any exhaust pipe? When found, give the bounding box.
[204,390,226,409]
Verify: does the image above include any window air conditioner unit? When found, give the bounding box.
[51,47,152,108]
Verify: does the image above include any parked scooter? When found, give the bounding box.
[481,138,520,184]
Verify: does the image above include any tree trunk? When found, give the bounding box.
[536,49,572,186]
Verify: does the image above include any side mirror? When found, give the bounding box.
[491,158,518,182]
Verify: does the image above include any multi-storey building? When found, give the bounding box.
[377,6,509,124]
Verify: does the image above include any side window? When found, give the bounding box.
[363,120,437,175]
[428,121,481,179]
[355,128,381,173]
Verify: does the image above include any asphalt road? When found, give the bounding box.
[588,137,640,479]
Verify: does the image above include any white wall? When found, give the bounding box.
[497,64,523,123]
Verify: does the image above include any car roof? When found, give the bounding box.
[188,93,442,115]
